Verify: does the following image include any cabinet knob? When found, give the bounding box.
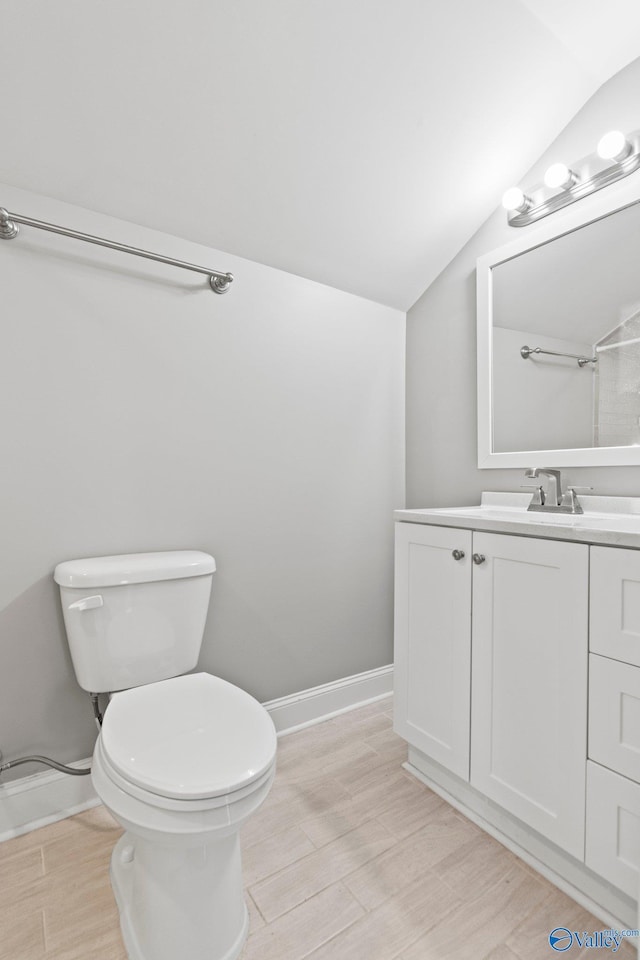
[452,549,465,561]
[472,553,486,565]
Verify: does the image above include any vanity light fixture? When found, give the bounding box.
[596,129,632,162]
[543,162,577,190]
[501,187,532,214]
[503,128,640,227]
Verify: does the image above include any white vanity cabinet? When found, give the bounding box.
[394,495,640,927]
[394,523,588,858]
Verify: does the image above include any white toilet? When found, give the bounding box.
[54,550,277,960]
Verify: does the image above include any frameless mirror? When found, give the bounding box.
[477,183,640,468]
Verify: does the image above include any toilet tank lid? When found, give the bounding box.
[54,551,216,588]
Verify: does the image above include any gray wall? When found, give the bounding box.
[0,183,405,780]
[407,56,640,507]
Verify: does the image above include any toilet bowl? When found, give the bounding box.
[92,672,277,960]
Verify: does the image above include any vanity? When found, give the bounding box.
[394,491,640,928]
[394,163,640,928]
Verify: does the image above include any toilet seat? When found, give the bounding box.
[94,738,276,816]
[101,672,277,801]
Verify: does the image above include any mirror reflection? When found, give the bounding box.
[491,201,640,453]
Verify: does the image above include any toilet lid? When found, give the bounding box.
[100,673,277,800]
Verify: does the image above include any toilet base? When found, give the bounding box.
[110,833,249,960]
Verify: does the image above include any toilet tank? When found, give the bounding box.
[54,551,216,693]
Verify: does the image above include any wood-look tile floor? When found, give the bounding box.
[1,697,636,959]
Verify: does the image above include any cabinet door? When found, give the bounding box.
[394,522,472,780]
[470,532,588,859]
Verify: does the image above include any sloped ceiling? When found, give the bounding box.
[2,0,640,310]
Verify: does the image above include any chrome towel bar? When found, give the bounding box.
[0,206,233,294]
[520,345,597,367]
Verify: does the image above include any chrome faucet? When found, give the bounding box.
[524,468,562,507]
[523,468,587,514]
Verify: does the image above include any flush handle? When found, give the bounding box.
[451,549,465,561]
[472,553,486,565]
[68,594,104,612]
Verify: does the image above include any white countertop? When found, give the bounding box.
[395,492,640,548]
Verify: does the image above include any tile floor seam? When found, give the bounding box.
[323,882,462,960]
[342,856,443,916]
[297,810,380,849]
[296,887,367,960]
[339,871,376,913]
[254,814,395,877]
[246,879,361,936]
[301,923,358,960]
[246,890,268,926]
[342,854,452,913]
[385,910,454,960]
[299,918,364,960]
[41,904,52,954]
[248,833,398,922]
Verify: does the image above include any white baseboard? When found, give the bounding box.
[0,758,99,843]
[263,664,393,735]
[0,665,394,841]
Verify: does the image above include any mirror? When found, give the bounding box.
[477,179,640,468]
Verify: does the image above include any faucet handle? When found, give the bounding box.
[520,483,545,505]
[559,486,591,514]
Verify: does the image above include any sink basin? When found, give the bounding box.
[437,505,640,532]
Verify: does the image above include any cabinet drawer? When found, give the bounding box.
[591,546,640,666]
[589,655,640,784]
[585,761,640,899]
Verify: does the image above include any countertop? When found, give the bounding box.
[395,492,640,549]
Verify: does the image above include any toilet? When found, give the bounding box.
[53,550,277,960]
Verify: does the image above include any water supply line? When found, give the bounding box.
[0,751,91,777]
[0,693,103,780]
[90,692,104,731]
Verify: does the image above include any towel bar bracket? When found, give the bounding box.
[0,209,19,239]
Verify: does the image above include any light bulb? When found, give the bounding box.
[597,130,631,162]
[544,162,576,190]
[501,187,531,213]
